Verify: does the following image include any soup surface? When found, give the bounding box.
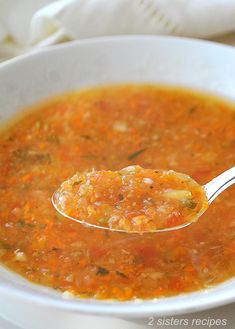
[54,166,208,232]
[0,85,234,300]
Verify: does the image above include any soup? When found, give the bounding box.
[0,85,234,300]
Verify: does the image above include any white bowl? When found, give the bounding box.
[0,36,235,328]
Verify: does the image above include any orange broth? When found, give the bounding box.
[0,85,234,300]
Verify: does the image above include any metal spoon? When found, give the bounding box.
[52,166,235,233]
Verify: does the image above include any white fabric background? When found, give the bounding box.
[1,0,235,61]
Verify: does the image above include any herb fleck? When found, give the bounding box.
[183,200,197,209]
[116,271,127,278]
[98,218,109,224]
[128,148,147,160]
[96,266,109,276]
[13,149,51,164]
[46,135,60,144]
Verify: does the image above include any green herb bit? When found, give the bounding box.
[128,148,147,160]
[16,219,45,229]
[13,149,52,164]
[50,247,61,252]
[13,149,29,162]
[34,153,52,163]
[46,134,60,144]
[182,199,197,209]
[116,271,128,278]
[16,219,25,228]
[96,266,109,276]
[98,218,109,224]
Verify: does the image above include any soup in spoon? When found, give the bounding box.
[53,165,208,232]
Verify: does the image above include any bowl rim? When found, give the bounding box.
[1,275,235,317]
[0,34,235,317]
[1,33,235,70]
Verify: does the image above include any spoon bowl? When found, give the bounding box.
[51,166,235,233]
[52,193,193,233]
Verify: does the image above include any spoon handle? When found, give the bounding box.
[204,166,235,204]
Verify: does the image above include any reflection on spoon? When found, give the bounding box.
[52,165,235,233]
